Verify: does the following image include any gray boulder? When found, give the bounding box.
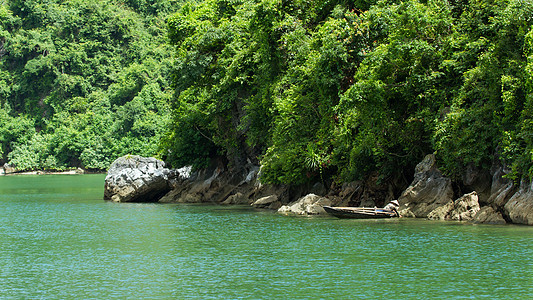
[278,194,332,215]
[474,206,506,225]
[3,163,17,174]
[398,154,454,218]
[104,155,172,202]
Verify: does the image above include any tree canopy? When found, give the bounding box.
[162,0,533,185]
[2,0,532,187]
[0,0,180,170]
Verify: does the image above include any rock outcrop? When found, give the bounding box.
[397,154,533,225]
[252,195,280,209]
[104,155,173,202]
[427,192,480,221]
[222,192,249,205]
[398,154,454,218]
[102,153,533,225]
[159,163,262,204]
[2,164,18,175]
[278,194,332,215]
[473,206,506,225]
[504,180,533,225]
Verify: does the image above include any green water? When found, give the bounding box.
[0,175,532,299]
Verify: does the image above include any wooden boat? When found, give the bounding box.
[323,206,398,219]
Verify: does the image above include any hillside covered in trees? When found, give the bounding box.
[0,0,180,170]
[161,0,533,186]
[2,0,533,188]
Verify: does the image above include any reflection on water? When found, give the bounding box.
[0,175,532,299]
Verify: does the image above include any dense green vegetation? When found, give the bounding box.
[161,0,533,186]
[2,0,532,188]
[0,0,181,170]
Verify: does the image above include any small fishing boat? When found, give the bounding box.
[323,206,398,219]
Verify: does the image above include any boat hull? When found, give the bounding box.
[323,206,398,219]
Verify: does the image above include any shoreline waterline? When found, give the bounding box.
[1,175,532,299]
[0,167,105,176]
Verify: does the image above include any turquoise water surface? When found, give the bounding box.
[0,175,532,299]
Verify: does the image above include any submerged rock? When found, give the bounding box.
[104,155,172,202]
[278,194,332,215]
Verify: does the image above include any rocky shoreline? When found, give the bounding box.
[0,165,91,176]
[103,155,533,226]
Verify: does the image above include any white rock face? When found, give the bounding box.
[278,194,332,215]
[104,155,172,202]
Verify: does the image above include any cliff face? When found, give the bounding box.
[396,154,533,225]
[104,155,533,225]
[504,181,533,225]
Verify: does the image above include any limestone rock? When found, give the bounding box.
[504,180,533,225]
[487,181,516,208]
[398,154,454,218]
[252,195,278,206]
[449,192,481,221]
[427,192,480,221]
[485,163,516,207]
[104,155,172,202]
[474,206,506,225]
[462,164,491,204]
[240,166,260,186]
[252,195,281,209]
[427,201,454,220]
[278,194,332,215]
[359,199,376,208]
[3,163,17,174]
[309,183,327,197]
[159,163,264,204]
[223,192,250,205]
[339,181,362,199]
[490,162,513,196]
